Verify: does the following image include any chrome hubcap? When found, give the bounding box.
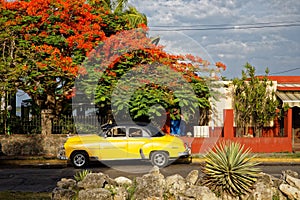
[154,154,165,165]
[74,154,85,166]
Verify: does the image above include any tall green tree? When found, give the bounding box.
[232,63,278,137]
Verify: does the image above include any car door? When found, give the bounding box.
[99,126,128,160]
[127,127,152,159]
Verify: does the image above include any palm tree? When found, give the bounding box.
[100,0,147,27]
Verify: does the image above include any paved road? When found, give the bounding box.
[0,161,299,192]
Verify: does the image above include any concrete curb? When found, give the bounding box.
[1,156,300,167]
[0,158,67,168]
[192,157,300,164]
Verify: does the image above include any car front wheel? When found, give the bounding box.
[150,151,169,168]
[71,151,89,168]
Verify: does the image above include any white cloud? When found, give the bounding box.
[129,0,300,78]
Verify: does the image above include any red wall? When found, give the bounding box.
[180,109,293,153]
[183,137,292,154]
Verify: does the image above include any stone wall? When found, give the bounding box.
[0,134,68,157]
[52,167,300,200]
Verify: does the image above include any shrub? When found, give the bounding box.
[203,141,260,197]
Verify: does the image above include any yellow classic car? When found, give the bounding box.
[58,123,191,168]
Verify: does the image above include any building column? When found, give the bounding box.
[223,109,234,139]
[284,108,292,139]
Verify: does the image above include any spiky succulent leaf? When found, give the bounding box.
[203,141,260,197]
[74,169,93,182]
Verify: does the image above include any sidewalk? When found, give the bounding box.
[192,157,300,164]
[0,155,67,168]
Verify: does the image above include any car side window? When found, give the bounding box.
[107,127,126,137]
[129,128,143,137]
[142,129,151,137]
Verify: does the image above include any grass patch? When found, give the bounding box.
[0,191,51,200]
[253,152,300,158]
[192,154,206,159]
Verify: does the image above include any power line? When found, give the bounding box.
[150,20,300,28]
[269,67,300,75]
[149,22,300,31]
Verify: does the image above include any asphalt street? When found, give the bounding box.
[0,161,300,192]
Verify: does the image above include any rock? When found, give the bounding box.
[271,191,288,200]
[272,176,285,188]
[195,173,206,186]
[114,176,132,186]
[185,170,199,185]
[247,172,288,200]
[78,188,112,200]
[279,183,300,200]
[248,173,274,200]
[78,172,116,189]
[222,193,242,200]
[52,187,76,200]
[51,168,300,200]
[282,170,299,179]
[285,174,300,190]
[149,166,160,176]
[113,187,128,200]
[184,185,220,200]
[166,174,186,195]
[132,167,166,199]
[257,172,273,186]
[56,178,76,190]
[250,181,273,200]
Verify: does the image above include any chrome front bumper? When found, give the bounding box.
[57,147,67,160]
[178,147,191,157]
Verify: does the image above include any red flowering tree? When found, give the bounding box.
[0,0,146,134]
[78,27,226,130]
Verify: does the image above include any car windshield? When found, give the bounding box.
[146,125,165,137]
[98,123,114,136]
[98,129,106,137]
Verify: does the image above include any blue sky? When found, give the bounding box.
[129,0,300,79]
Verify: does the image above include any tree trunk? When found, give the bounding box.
[254,126,262,137]
[41,109,54,135]
[235,127,244,137]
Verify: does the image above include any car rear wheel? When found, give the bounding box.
[71,151,89,168]
[150,151,169,168]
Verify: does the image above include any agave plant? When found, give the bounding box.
[74,169,92,182]
[203,141,260,197]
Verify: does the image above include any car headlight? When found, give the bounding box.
[57,146,67,159]
[184,142,191,148]
[184,143,191,154]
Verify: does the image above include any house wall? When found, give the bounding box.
[186,137,293,154]
[181,109,293,153]
[209,81,232,128]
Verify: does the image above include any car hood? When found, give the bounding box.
[66,134,101,143]
[160,134,184,144]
